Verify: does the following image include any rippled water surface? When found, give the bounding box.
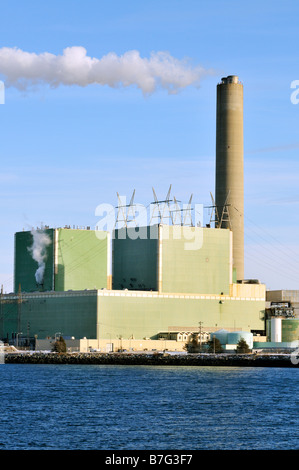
[1,364,299,450]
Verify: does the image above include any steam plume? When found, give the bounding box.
[28,229,52,285]
[0,46,212,94]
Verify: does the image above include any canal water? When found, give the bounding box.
[1,364,298,450]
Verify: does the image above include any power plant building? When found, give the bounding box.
[3,74,297,351]
[1,272,266,346]
[1,222,266,345]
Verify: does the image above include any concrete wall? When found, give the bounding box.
[36,338,81,352]
[36,338,187,353]
[266,290,299,303]
[230,283,266,299]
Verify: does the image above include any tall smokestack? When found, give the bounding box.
[215,75,244,280]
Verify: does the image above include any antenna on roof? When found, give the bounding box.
[115,189,137,228]
[169,194,194,226]
[182,194,194,227]
[171,195,182,225]
[206,191,231,229]
[150,185,174,224]
[218,191,232,229]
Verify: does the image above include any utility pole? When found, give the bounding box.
[198,321,203,352]
[27,321,30,348]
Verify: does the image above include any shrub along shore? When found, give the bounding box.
[3,351,299,367]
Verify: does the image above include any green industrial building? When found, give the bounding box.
[14,227,111,293]
[1,75,281,349]
[0,287,265,345]
[113,225,234,294]
[0,224,266,345]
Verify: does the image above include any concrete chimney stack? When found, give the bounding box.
[215,75,244,280]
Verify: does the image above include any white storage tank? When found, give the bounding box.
[270,317,282,343]
[227,331,253,349]
[210,329,229,345]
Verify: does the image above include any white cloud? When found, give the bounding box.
[0,46,213,94]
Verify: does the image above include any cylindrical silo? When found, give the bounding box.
[270,317,282,343]
[227,331,253,349]
[210,329,229,345]
[215,75,244,280]
[281,319,299,343]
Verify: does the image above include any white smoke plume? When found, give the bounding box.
[0,46,212,94]
[28,229,52,286]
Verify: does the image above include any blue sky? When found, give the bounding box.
[1,0,299,292]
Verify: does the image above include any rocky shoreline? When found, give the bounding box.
[4,351,299,367]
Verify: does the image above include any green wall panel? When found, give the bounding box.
[161,226,231,295]
[1,292,98,340]
[98,293,264,340]
[112,226,158,291]
[55,229,108,291]
[14,228,108,293]
[282,320,299,342]
[1,291,265,342]
[112,225,232,295]
[14,229,54,293]
[0,300,18,340]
